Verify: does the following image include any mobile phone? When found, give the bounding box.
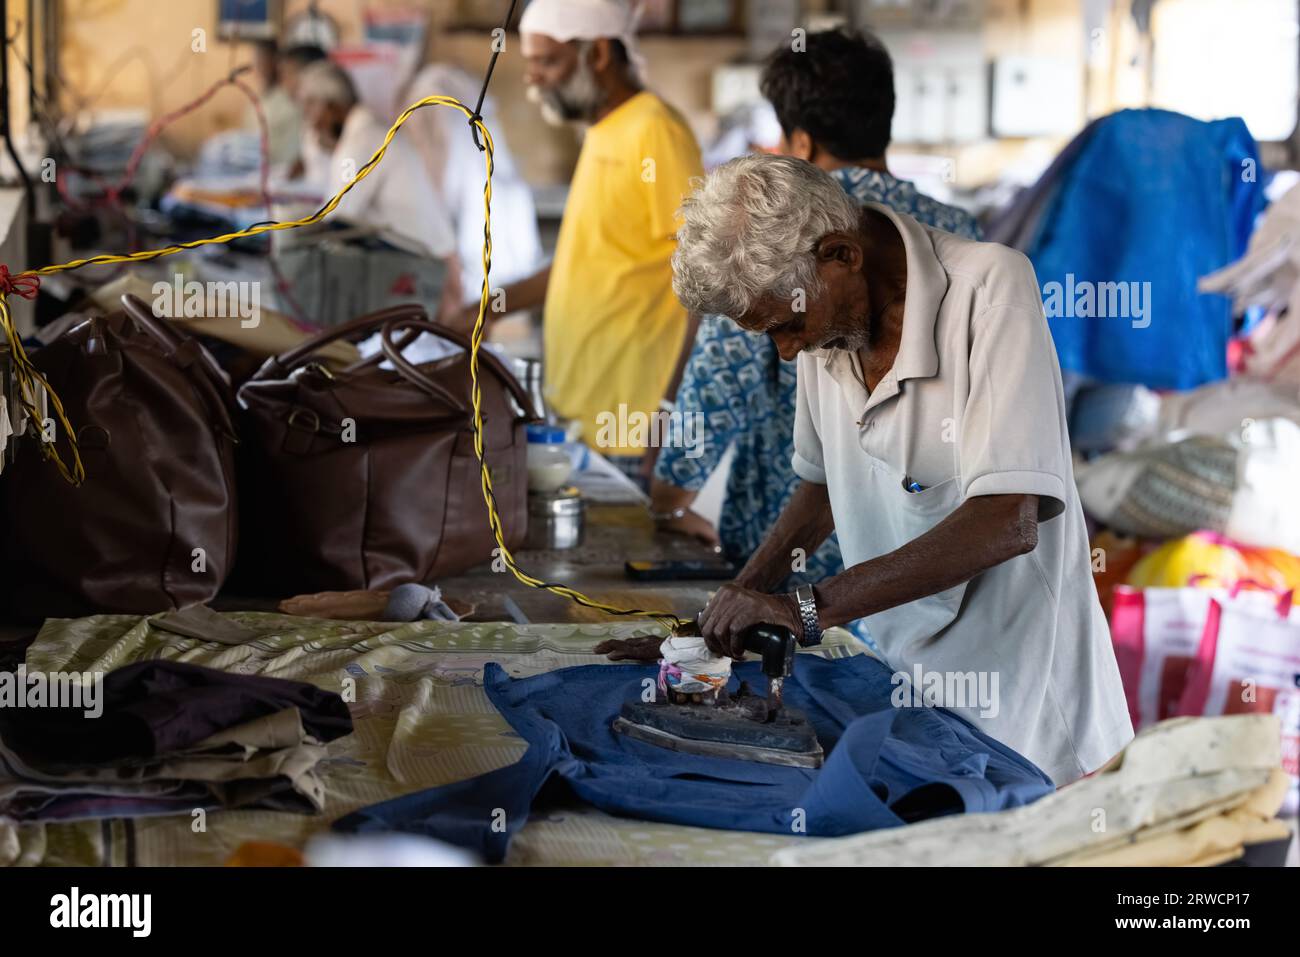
[624,559,738,581]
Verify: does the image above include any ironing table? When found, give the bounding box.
[3,506,826,866]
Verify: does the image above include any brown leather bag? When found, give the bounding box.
[1,294,240,621]
[234,305,535,593]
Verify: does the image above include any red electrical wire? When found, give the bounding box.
[117,66,255,204]
[227,73,314,330]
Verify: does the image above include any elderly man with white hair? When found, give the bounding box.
[460,0,702,483]
[296,59,461,311]
[677,154,1133,785]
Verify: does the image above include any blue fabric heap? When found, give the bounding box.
[334,654,1054,863]
[1022,108,1266,391]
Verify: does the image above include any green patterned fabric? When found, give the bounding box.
[4,613,864,866]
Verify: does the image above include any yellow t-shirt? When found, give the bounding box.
[543,91,703,455]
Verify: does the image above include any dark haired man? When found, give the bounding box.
[760,28,973,230]
[650,29,978,643]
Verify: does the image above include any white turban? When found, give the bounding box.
[519,0,646,83]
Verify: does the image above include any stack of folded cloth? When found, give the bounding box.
[773,713,1291,867]
[0,660,352,823]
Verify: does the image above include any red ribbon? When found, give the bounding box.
[0,264,40,300]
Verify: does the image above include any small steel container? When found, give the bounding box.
[526,486,585,550]
[511,357,549,421]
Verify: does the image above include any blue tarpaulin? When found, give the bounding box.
[334,654,1054,863]
[1024,109,1266,390]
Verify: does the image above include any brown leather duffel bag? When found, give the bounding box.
[234,305,535,593]
[1,294,240,621]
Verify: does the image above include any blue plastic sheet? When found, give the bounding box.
[1026,109,1266,390]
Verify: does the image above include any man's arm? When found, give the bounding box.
[649,479,718,547]
[699,493,1038,657]
[733,480,836,592]
[453,263,552,331]
[648,317,762,546]
[662,312,702,406]
[640,311,704,480]
[812,493,1038,628]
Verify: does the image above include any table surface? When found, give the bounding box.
[200,503,728,625]
[423,503,728,625]
[0,504,729,645]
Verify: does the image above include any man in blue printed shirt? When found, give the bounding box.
[651,29,980,643]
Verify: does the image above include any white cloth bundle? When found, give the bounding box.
[658,634,731,696]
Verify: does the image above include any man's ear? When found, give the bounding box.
[787,128,815,163]
[815,233,863,271]
[589,37,614,74]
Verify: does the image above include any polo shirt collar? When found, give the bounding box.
[813,203,947,406]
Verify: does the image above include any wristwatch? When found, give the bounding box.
[792,584,822,647]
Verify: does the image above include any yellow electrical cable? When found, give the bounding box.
[0,94,687,633]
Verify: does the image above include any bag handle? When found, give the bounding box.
[339,325,424,375]
[249,303,430,381]
[120,294,234,399]
[119,294,239,440]
[379,317,539,422]
[1187,574,1295,618]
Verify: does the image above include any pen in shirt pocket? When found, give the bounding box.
[903,475,926,493]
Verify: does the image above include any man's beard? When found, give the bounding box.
[526,57,606,126]
[813,309,873,353]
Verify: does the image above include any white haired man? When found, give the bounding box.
[459,0,702,483]
[676,154,1132,785]
[296,60,461,310]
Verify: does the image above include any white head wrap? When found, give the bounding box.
[519,0,646,84]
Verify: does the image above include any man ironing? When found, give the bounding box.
[670,155,1133,784]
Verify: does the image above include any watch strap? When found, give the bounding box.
[794,584,822,647]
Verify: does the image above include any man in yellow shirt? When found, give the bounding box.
[463,0,702,477]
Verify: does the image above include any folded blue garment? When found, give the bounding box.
[334,654,1054,862]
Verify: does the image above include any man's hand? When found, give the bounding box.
[434,256,464,326]
[639,445,660,485]
[442,301,481,337]
[654,508,721,548]
[698,584,801,658]
[593,635,664,661]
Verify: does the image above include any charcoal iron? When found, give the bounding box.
[612,622,823,768]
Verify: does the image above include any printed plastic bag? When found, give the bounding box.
[1178,596,1300,813]
[1110,585,1282,731]
[1111,587,1211,731]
